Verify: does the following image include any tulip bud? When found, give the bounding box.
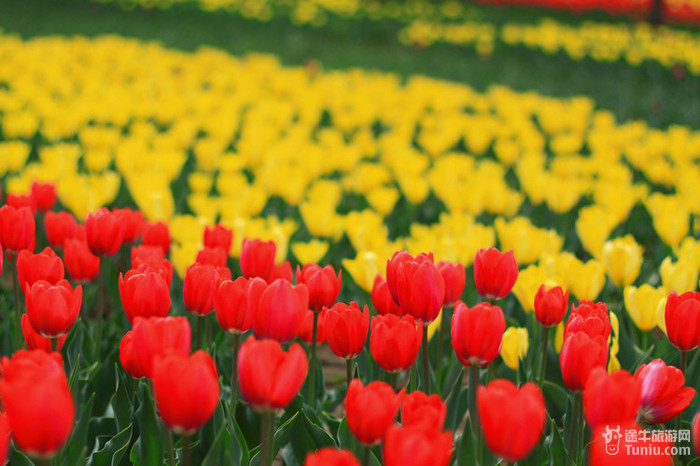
[85,208,124,257]
[437,260,465,307]
[324,302,370,360]
[153,351,220,434]
[559,331,608,392]
[296,263,342,311]
[248,278,308,343]
[240,238,276,280]
[534,284,568,327]
[114,207,145,243]
[25,279,82,338]
[370,313,422,373]
[63,238,100,284]
[183,263,231,317]
[31,181,57,212]
[238,337,308,412]
[478,380,545,462]
[142,221,171,255]
[214,277,251,335]
[119,269,171,323]
[664,291,700,351]
[132,317,191,378]
[44,211,78,249]
[386,251,444,324]
[345,379,403,446]
[473,248,518,300]
[17,247,65,294]
[383,424,453,466]
[0,205,35,253]
[203,224,233,253]
[195,246,228,267]
[451,301,505,368]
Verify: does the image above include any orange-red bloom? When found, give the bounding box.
[0,205,35,253]
[559,331,608,392]
[345,379,403,446]
[386,251,444,324]
[324,302,370,360]
[296,263,342,311]
[370,313,422,373]
[371,274,402,316]
[119,269,171,323]
[203,224,233,253]
[401,391,446,430]
[635,359,695,424]
[141,221,170,255]
[153,350,220,434]
[237,337,308,412]
[240,238,276,280]
[119,330,147,379]
[132,316,191,378]
[478,380,546,462]
[451,301,505,368]
[85,208,124,257]
[30,181,57,212]
[534,284,569,327]
[665,291,700,351]
[383,424,453,466]
[584,367,641,430]
[437,260,465,307]
[43,211,78,249]
[21,314,66,352]
[183,263,231,317]
[63,238,100,284]
[214,277,251,335]
[473,248,518,300]
[248,278,308,343]
[25,279,82,338]
[304,448,359,466]
[17,247,65,293]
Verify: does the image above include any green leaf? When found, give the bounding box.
[111,366,133,432]
[132,383,164,466]
[542,380,569,420]
[444,376,468,432]
[89,424,133,466]
[62,393,96,466]
[8,446,33,466]
[202,421,234,466]
[546,418,567,466]
[455,422,475,466]
[231,410,250,466]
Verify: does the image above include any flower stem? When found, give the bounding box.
[390,372,398,392]
[422,324,431,394]
[51,337,58,353]
[436,306,448,371]
[346,358,353,391]
[539,326,550,387]
[11,255,22,349]
[165,430,175,466]
[183,434,191,466]
[95,257,106,355]
[468,365,482,465]
[363,445,370,466]
[260,411,274,466]
[675,350,688,434]
[308,310,319,407]
[230,333,241,423]
[566,392,582,466]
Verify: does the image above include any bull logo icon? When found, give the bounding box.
[602,425,621,455]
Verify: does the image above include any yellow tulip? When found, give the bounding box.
[291,240,330,265]
[500,327,529,370]
[568,259,606,302]
[659,256,698,294]
[602,235,643,287]
[511,265,546,313]
[342,250,382,293]
[624,284,666,332]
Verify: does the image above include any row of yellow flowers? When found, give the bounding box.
[399,18,700,74]
[0,34,698,370]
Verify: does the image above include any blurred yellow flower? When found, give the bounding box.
[659,256,698,294]
[602,235,643,287]
[500,327,529,370]
[624,284,666,332]
[291,239,330,265]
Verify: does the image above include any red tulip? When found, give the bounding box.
[451,301,505,368]
[214,277,251,335]
[298,308,326,344]
[183,263,231,317]
[119,269,171,323]
[267,260,293,283]
[401,391,446,430]
[44,211,78,249]
[383,424,453,466]
[31,181,57,212]
[132,316,191,378]
[141,221,170,255]
[564,300,611,341]
[153,350,220,434]
[21,314,67,352]
[473,248,518,300]
[437,260,465,307]
[85,208,124,257]
[0,413,9,466]
[386,251,444,323]
[63,238,100,284]
[589,421,672,466]
[0,351,74,459]
[204,224,233,253]
[248,278,308,343]
[237,337,308,412]
[478,380,546,462]
[196,246,228,267]
[0,205,35,253]
[240,238,276,280]
[131,255,173,287]
[25,279,82,338]
[634,359,695,424]
[370,313,422,373]
[559,331,608,392]
[6,193,36,212]
[304,448,359,466]
[119,331,147,379]
[324,302,370,360]
[664,291,700,351]
[534,284,569,327]
[296,263,342,311]
[371,274,402,316]
[345,379,403,446]
[692,412,699,458]
[131,244,165,265]
[584,367,641,430]
[17,247,65,293]
[114,208,145,243]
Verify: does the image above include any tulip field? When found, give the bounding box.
[0,0,699,465]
